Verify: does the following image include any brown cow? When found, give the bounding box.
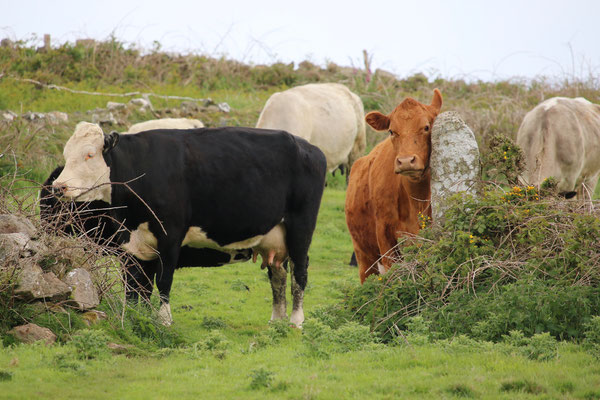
[345,89,443,282]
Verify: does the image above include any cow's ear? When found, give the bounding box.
[430,89,443,114]
[103,131,120,154]
[365,112,390,131]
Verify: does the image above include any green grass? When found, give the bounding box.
[1,188,600,399]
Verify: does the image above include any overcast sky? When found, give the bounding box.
[2,0,599,81]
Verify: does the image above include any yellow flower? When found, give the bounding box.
[378,277,382,281]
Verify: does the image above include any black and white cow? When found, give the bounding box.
[52,122,327,326]
[40,165,252,266]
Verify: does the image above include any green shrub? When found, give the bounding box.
[245,320,292,353]
[302,320,377,359]
[102,303,183,349]
[500,379,546,394]
[481,134,525,185]
[194,330,230,359]
[248,367,274,390]
[0,370,12,381]
[70,329,109,360]
[201,316,227,330]
[583,316,600,358]
[524,332,558,361]
[445,383,476,398]
[333,180,600,342]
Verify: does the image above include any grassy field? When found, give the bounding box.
[2,40,600,398]
[1,186,600,399]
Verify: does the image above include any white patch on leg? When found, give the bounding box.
[290,307,304,328]
[158,303,172,326]
[377,262,386,275]
[290,262,305,328]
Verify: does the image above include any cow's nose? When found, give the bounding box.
[52,182,68,194]
[396,155,417,170]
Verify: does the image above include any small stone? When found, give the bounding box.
[82,310,107,326]
[64,268,100,310]
[92,112,117,127]
[217,102,231,113]
[430,111,481,222]
[106,102,126,111]
[14,263,72,301]
[0,214,37,236]
[0,232,46,257]
[8,323,56,345]
[22,112,45,121]
[129,98,152,110]
[180,101,199,113]
[107,342,132,354]
[46,111,68,125]
[1,110,17,121]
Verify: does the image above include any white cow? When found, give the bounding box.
[127,118,204,134]
[256,83,366,175]
[517,97,600,198]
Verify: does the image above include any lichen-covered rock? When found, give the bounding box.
[106,101,126,111]
[430,111,480,221]
[1,110,17,122]
[91,111,117,127]
[82,310,107,326]
[46,111,69,125]
[8,323,56,345]
[0,232,46,257]
[14,263,71,301]
[0,214,37,237]
[64,268,100,310]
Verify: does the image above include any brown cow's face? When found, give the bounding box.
[365,89,442,179]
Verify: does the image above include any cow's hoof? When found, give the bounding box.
[290,309,304,328]
[158,303,173,326]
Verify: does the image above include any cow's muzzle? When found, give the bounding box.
[395,155,425,176]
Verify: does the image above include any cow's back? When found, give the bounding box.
[107,128,326,245]
[517,97,600,193]
[257,83,365,172]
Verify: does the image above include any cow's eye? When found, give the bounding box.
[424,125,430,132]
[85,153,94,161]
[389,130,394,136]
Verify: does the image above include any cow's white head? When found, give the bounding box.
[53,122,119,202]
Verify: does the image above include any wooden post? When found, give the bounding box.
[44,34,51,51]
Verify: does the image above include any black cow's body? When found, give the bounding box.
[52,126,326,325]
[41,166,252,267]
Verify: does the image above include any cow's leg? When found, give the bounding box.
[285,214,319,327]
[355,248,379,283]
[375,222,399,271]
[289,260,304,327]
[268,263,288,321]
[154,245,180,327]
[125,259,155,303]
